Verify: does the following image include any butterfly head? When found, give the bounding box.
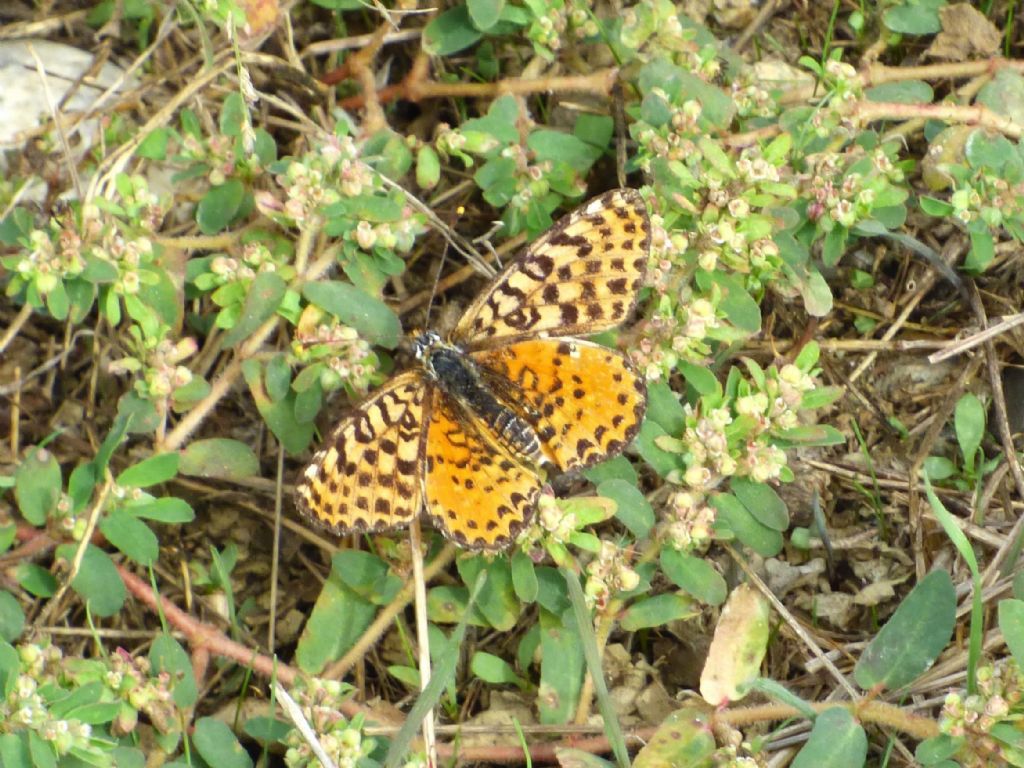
[412,330,444,361]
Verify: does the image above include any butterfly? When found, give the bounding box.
[295,188,651,550]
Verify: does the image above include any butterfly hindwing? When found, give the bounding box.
[423,387,541,550]
[473,338,647,472]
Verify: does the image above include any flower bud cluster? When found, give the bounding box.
[621,0,715,74]
[283,679,372,768]
[109,336,198,403]
[3,176,163,312]
[585,540,640,611]
[940,660,1024,764]
[662,490,715,552]
[293,317,378,395]
[1,641,178,760]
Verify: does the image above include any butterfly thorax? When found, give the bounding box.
[414,332,545,466]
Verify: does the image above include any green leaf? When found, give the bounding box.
[583,455,637,486]
[67,462,97,512]
[197,179,246,234]
[882,0,944,35]
[633,707,716,768]
[965,130,1015,172]
[634,420,681,478]
[243,716,292,745]
[0,524,14,555]
[640,92,672,127]
[331,550,401,604]
[138,267,183,329]
[15,564,57,598]
[137,127,170,160]
[915,734,965,766]
[677,362,720,397]
[193,718,253,768]
[15,447,61,526]
[598,479,654,539]
[919,196,955,216]
[460,94,521,144]
[46,282,69,320]
[427,585,484,625]
[0,591,25,642]
[467,0,504,30]
[66,701,122,725]
[865,80,934,104]
[242,361,315,454]
[264,355,292,403]
[296,571,378,673]
[698,270,761,333]
[423,5,483,56]
[150,633,198,708]
[711,493,784,556]
[126,497,195,523]
[731,478,789,531]
[0,641,20,700]
[511,549,539,603]
[471,651,526,687]
[977,69,1024,125]
[853,569,956,690]
[966,228,995,273]
[220,271,287,348]
[954,392,985,467]
[538,609,584,725]
[99,511,159,566]
[116,453,180,488]
[527,130,602,173]
[0,733,31,768]
[646,381,686,433]
[66,544,126,617]
[49,680,105,718]
[562,572,629,768]
[620,593,695,631]
[219,92,247,138]
[28,731,56,768]
[302,281,401,349]
[792,707,868,768]
[173,375,212,411]
[923,456,956,481]
[660,548,727,605]
[458,556,520,630]
[179,439,259,481]
[574,114,613,149]
[999,599,1024,670]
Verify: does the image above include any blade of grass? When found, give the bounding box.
[923,471,982,693]
[384,568,488,768]
[562,566,629,768]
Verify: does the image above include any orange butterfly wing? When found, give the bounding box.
[472,338,646,472]
[295,372,429,536]
[454,188,651,348]
[297,189,651,550]
[422,387,540,549]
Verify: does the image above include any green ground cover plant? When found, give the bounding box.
[2,0,1024,766]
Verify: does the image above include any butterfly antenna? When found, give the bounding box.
[423,239,450,331]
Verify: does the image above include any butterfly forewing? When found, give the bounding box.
[453,188,651,349]
[295,372,429,535]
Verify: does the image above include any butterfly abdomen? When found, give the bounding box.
[425,343,544,466]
